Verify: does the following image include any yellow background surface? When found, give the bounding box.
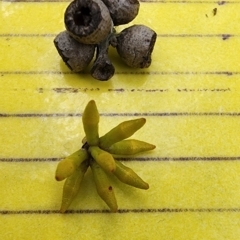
[1,0,240,239]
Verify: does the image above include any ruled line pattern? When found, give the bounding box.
[1,0,240,228]
[1,112,240,118]
[1,208,240,215]
[2,0,240,4]
[0,71,237,76]
[0,34,234,39]
[1,156,240,162]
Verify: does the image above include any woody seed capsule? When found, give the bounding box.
[90,35,115,81]
[64,0,112,44]
[116,25,157,68]
[54,31,95,72]
[101,0,140,26]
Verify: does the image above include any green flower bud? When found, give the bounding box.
[99,118,146,149]
[60,160,89,213]
[114,160,149,189]
[82,100,99,146]
[90,159,118,212]
[107,139,156,155]
[89,146,116,173]
[55,149,89,181]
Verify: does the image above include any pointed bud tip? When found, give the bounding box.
[143,183,149,190]
[151,144,156,150]
[88,99,96,105]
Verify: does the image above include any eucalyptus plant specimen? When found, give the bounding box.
[54,0,157,80]
[55,100,155,213]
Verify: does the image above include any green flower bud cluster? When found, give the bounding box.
[54,0,157,81]
[55,100,156,213]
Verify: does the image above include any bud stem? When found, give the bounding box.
[91,31,115,81]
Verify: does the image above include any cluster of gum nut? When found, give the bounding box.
[55,100,156,213]
[54,0,157,80]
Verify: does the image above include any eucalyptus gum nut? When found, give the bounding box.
[54,31,95,72]
[64,0,112,44]
[114,160,149,189]
[82,100,99,146]
[55,149,89,181]
[116,25,157,68]
[107,139,156,155]
[99,118,146,149]
[101,0,140,26]
[90,34,115,80]
[60,160,89,213]
[90,159,118,212]
[90,56,115,81]
[89,146,116,172]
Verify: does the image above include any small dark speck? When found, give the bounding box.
[222,34,231,40]
[224,71,233,76]
[218,1,226,5]
[108,186,112,191]
[212,8,217,16]
[38,88,44,93]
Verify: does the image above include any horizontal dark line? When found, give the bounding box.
[141,0,240,3]
[2,156,240,162]
[0,34,234,39]
[141,0,237,3]
[0,158,60,162]
[1,208,240,215]
[0,71,236,76]
[1,0,239,4]
[117,156,240,161]
[0,34,57,37]
[1,112,240,118]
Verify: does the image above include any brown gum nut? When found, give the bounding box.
[101,0,139,26]
[54,31,95,72]
[90,56,115,81]
[116,25,157,68]
[64,0,112,44]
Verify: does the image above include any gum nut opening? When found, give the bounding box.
[116,25,157,68]
[91,59,115,81]
[54,31,95,72]
[64,0,112,44]
[101,0,139,26]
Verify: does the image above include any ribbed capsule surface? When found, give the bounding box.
[53,31,95,72]
[107,139,156,155]
[82,100,99,146]
[89,146,116,172]
[114,160,149,189]
[60,160,89,213]
[99,118,146,149]
[55,149,89,181]
[101,0,139,26]
[90,160,118,212]
[64,0,112,44]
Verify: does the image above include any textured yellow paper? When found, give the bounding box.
[1,0,240,239]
